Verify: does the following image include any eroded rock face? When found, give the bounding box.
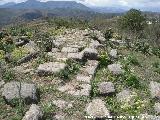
[85,99,110,118]
[2,82,38,104]
[37,62,66,76]
[98,82,115,95]
[150,81,160,100]
[22,104,43,120]
[108,64,124,75]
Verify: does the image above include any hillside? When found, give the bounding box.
[0,17,160,119]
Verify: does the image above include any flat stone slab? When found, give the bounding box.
[116,89,132,102]
[22,104,43,120]
[98,82,115,95]
[76,74,92,84]
[61,47,79,53]
[140,114,160,120]
[70,84,91,96]
[58,83,91,96]
[108,64,124,75]
[37,62,66,76]
[67,52,84,62]
[83,60,99,76]
[52,100,73,109]
[150,81,160,100]
[85,99,110,118]
[89,40,103,49]
[2,82,38,104]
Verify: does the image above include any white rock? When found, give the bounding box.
[61,47,79,53]
[22,104,43,120]
[37,62,66,76]
[98,82,115,95]
[85,99,110,118]
[108,64,124,75]
[150,81,160,100]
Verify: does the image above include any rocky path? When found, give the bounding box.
[0,28,160,120]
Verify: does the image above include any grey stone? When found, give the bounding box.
[154,103,160,114]
[85,99,110,118]
[58,83,91,96]
[150,81,160,100]
[15,36,29,47]
[98,82,115,95]
[108,64,124,75]
[37,62,66,76]
[83,48,98,60]
[109,49,118,59]
[117,89,132,102]
[52,48,60,53]
[54,112,66,120]
[2,82,38,104]
[22,104,43,120]
[89,40,103,49]
[67,52,84,62]
[52,100,73,109]
[76,74,92,84]
[84,60,99,76]
[71,84,91,96]
[140,114,160,120]
[61,47,79,53]
[24,41,39,53]
[17,52,39,65]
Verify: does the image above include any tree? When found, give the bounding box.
[118,9,146,36]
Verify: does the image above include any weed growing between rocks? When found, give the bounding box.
[58,59,81,81]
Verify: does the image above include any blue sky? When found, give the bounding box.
[0,0,159,9]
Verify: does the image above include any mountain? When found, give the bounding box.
[0,0,91,11]
[92,7,128,13]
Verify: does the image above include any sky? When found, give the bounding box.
[0,0,160,9]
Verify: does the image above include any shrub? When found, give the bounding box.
[104,28,113,40]
[2,69,15,82]
[126,54,140,66]
[125,73,140,88]
[99,51,111,67]
[134,41,151,54]
[58,59,80,80]
[118,9,146,35]
[34,32,53,52]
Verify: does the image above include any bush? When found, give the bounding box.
[2,69,15,82]
[99,51,111,67]
[58,59,80,80]
[126,54,140,66]
[34,32,53,52]
[125,73,140,88]
[104,28,113,40]
[134,41,151,54]
[118,9,146,37]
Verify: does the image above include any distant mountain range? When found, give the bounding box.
[0,0,91,11]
